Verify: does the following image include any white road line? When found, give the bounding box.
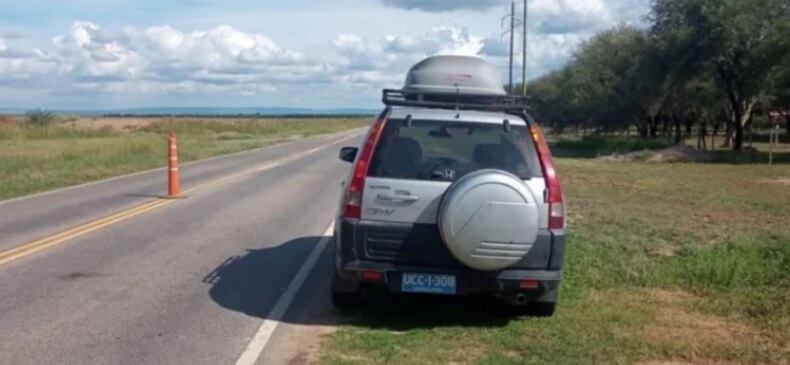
[234,222,335,365]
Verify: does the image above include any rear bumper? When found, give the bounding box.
[334,218,565,301]
[340,259,561,297]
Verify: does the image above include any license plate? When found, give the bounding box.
[401,273,457,295]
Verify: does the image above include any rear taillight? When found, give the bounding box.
[360,271,384,282]
[343,116,387,219]
[530,125,565,229]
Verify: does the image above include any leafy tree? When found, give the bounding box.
[650,0,790,150]
[767,55,790,135]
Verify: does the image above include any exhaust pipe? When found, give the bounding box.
[515,293,528,305]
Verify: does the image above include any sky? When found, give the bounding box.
[0,0,650,110]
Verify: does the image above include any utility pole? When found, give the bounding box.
[508,1,515,94]
[521,0,527,96]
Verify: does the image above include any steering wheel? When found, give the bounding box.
[425,157,459,180]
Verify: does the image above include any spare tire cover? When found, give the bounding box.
[438,169,539,271]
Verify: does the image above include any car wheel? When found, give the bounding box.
[331,290,360,310]
[509,301,557,317]
[527,302,556,317]
[331,269,361,310]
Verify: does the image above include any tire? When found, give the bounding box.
[505,299,557,317]
[527,302,557,317]
[331,268,360,310]
[331,290,361,310]
[509,301,556,317]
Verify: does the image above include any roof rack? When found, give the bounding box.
[382,89,528,112]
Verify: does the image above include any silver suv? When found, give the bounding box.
[332,56,566,316]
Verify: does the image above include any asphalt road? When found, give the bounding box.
[0,129,364,365]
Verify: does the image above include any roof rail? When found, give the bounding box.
[382,89,528,112]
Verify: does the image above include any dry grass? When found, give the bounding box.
[759,177,790,186]
[612,289,789,364]
[561,160,790,245]
[66,117,158,131]
[0,115,15,126]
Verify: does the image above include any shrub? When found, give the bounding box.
[26,109,56,126]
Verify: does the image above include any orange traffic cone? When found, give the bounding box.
[164,131,184,199]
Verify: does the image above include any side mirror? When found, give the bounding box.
[339,147,358,163]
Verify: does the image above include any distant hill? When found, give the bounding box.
[0,107,378,116]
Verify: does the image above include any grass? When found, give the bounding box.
[0,118,369,200]
[319,138,790,364]
[551,134,675,158]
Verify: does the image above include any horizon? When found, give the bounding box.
[0,0,649,110]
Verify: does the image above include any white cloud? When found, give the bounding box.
[34,21,324,95]
[0,21,346,105]
[384,26,484,56]
[0,38,35,59]
[381,0,507,12]
[0,8,627,108]
[331,26,486,90]
[480,36,509,57]
[381,0,614,34]
[479,31,586,79]
[530,0,613,34]
[0,37,58,83]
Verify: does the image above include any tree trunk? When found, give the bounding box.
[785,115,789,138]
[662,116,670,136]
[649,115,659,138]
[636,121,648,139]
[724,119,733,148]
[732,120,744,151]
[673,113,683,144]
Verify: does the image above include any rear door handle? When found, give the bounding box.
[376,193,419,203]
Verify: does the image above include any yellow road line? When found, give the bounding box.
[0,132,361,267]
[0,199,172,266]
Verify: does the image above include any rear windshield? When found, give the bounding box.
[368,119,542,181]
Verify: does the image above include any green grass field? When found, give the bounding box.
[320,139,790,364]
[0,118,369,201]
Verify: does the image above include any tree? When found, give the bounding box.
[572,25,649,131]
[650,0,790,150]
[767,55,790,135]
[526,68,581,132]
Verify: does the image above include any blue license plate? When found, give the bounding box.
[401,273,457,295]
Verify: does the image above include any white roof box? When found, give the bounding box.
[403,55,506,96]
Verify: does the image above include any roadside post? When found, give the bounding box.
[164,131,183,198]
[769,123,779,166]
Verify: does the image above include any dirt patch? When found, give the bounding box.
[614,289,789,364]
[66,117,158,131]
[638,360,735,365]
[641,291,750,349]
[277,323,337,365]
[648,244,681,257]
[759,177,790,187]
[601,146,713,163]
